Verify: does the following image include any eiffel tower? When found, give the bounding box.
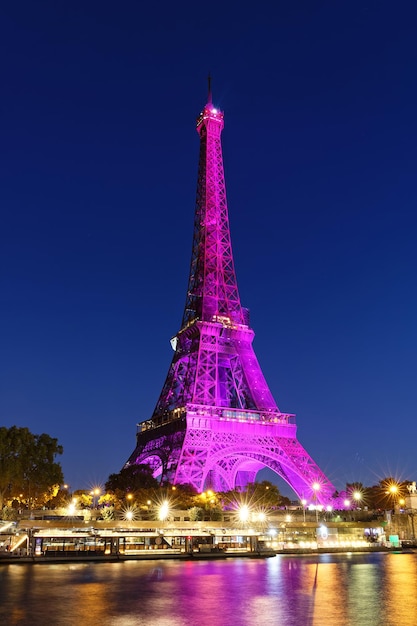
[125,82,336,505]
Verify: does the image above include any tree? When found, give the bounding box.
[169,483,198,509]
[243,481,287,509]
[0,426,64,509]
[345,482,367,508]
[45,487,73,509]
[188,506,204,521]
[366,478,409,511]
[72,490,94,509]
[105,464,159,494]
[219,480,290,512]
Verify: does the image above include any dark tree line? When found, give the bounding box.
[0,426,64,509]
[105,465,290,513]
[346,478,411,510]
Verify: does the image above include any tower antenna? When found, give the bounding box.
[207,73,212,104]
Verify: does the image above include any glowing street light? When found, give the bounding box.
[121,503,139,522]
[385,484,398,500]
[67,500,77,517]
[353,491,362,507]
[385,483,401,509]
[238,504,251,524]
[158,500,170,522]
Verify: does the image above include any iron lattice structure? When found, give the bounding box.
[125,87,336,504]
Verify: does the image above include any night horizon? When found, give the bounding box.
[1,2,416,497]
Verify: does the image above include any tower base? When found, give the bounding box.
[126,405,334,504]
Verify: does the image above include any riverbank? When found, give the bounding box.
[0,548,277,564]
[0,544,405,565]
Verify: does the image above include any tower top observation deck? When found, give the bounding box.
[196,100,224,131]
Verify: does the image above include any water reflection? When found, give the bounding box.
[384,553,417,623]
[1,553,417,625]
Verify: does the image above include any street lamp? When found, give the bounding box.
[312,483,320,523]
[90,488,101,509]
[238,504,251,524]
[386,484,398,500]
[301,499,307,522]
[158,500,170,522]
[385,483,400,510]
[257,511,267,524]
[67,498,77,517]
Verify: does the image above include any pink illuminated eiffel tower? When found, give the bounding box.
[125,82,336,504]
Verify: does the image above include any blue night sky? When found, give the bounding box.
[1,1,416,497]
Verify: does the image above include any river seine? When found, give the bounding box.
[1,552,417,625]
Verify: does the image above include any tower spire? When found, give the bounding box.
[207,73,212,104]
[185,81,243,327]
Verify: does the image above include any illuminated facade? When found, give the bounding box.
[125,84,336,504]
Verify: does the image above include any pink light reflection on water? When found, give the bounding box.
[1,554,417,625]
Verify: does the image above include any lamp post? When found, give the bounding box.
[63,484,72,498]
[325,505,332,521]
[90,488,101,509]
[409,510,416,541]
[257,511,267,526]
[386,484,398,507]
[312,483,320,523]
[353,491,362,508]
[158,500,170,522]
[238,504,251,525]
[301,499,307,523]
[351,491,362,521]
